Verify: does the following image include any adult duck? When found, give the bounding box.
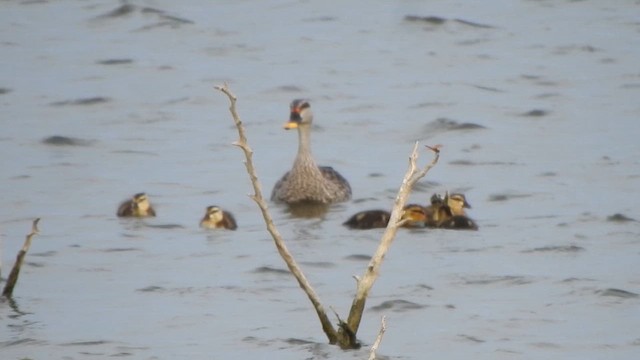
[271,99,352,204]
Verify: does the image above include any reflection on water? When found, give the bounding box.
[282,202,331,219]
[1,0,640,359]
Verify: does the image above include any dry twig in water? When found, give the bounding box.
[368,316,387,360]
[2,218,40,298]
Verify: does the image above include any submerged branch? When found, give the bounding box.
[2,218,41,298]
[214,84,339,344]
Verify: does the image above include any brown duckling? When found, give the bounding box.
[117,192,156,217]
[343,204,428,230]
[199,206,238,230]
[271,99,352,205]
[434,192,478,230]
[439,215,479,231]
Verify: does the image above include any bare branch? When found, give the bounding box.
[214,84,339,344]
[368,316,387,360]
[2,218,41,298]
[344,142,439,337]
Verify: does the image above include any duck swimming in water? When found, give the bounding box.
[117,192,156,217]
[271,99,352,205]
[199,206,238,230]
[429,192,478,230]
[343,204,428,229]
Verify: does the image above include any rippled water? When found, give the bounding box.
[1,1,639,359]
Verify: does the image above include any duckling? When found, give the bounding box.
[343,204,428,229]
[271,99,352,205]
[117,192,156,217]
[437,192,478,231]
[439,215,479,231]
[199,206,238,230]
[423,193,445,227]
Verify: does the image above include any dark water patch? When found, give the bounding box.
[468,84,504,92]
[136,286,166,293]
[488,193,532,202]
[31,250,57,257]
[252,266,290,275]
[412,180,440,193]
[303,16,337,22]
[449,160,518,166]
[61,340,111,346]
[344,254,371,261]
[100,247,142,253]
[531,342,562,349]
[535,92,562,99]
[454,19,496,29]
[520,109,550,117]
[620,83,640,89]
[299,261,336,269]
[351,197,380,204]
[458,334,485,343]
[552,44,601,55]
[0,87,11,95]
[560,277,596,283]
[404,15,495,29]
[96,58,134,65]
[26,261,46,268]
[607,213,636,223]
[42,135,94,147]
[449,159,474,166]
[111,149,159,156]
[145,223,185,229]
[597,288,639,299]
[282,337,316,345]
[538,171,557,177]
[405,15,447,25]
[95,4,135,18]
[522,245,584,253]
[269,85,306,93]
[141,7,194,25]
[0,337,44,347]
[370,299,427,312]
[460,275,533,286]
[9,174,31,180]
[424,118,486,133]
[49,97,111,106]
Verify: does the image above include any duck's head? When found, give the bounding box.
[204,206,224,222]
[402,204,428,225]
[430,193,444,206]
[284,99,312,130]
[133,193,151,211]
[446,192,471,213]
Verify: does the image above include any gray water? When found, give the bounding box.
[1,1,639,359]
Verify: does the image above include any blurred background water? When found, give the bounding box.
[1,1,639,359]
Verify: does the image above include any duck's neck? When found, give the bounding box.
[293,124,317,168]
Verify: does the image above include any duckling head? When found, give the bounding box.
[402,204,428,227]
[284,99,312,130]
[446,193,471,214]
[133,193,151,212]
[204,206,224,223]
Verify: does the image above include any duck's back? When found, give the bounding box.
[271,165,351,204]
